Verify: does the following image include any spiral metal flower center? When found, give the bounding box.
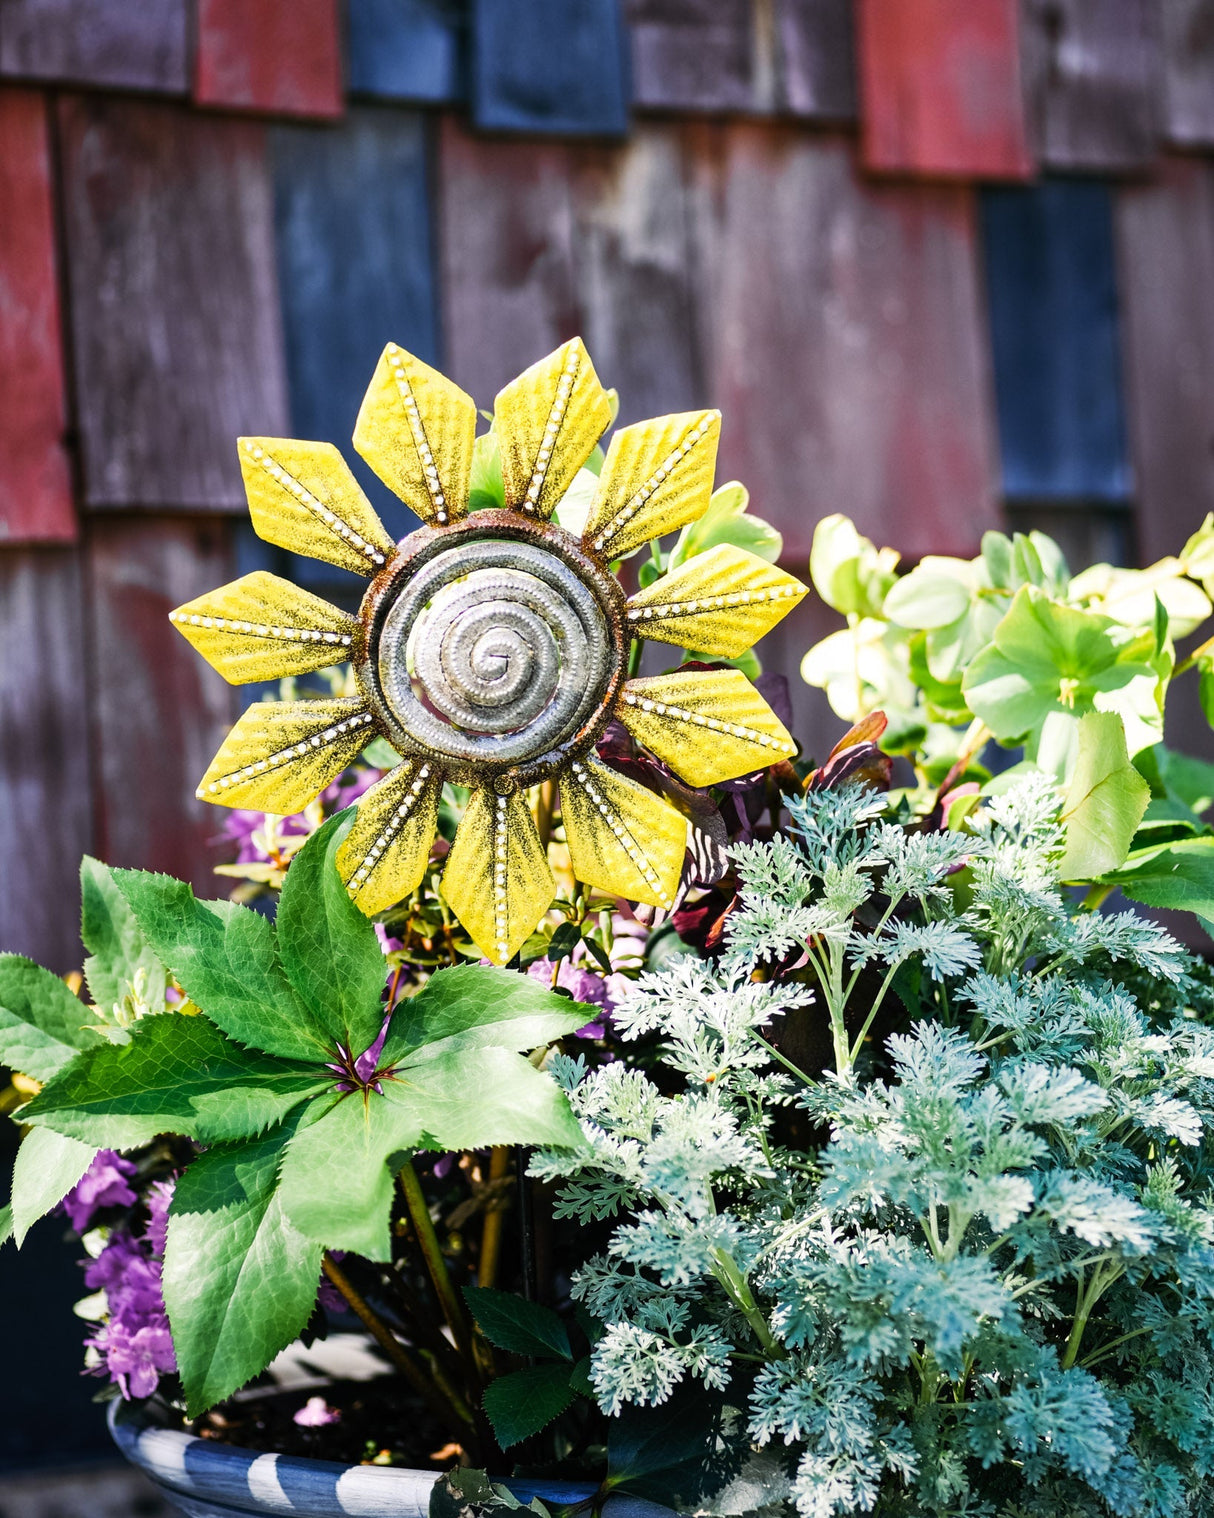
[358,514,626,786]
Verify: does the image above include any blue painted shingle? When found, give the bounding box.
[471,0,629,136]
[346,0,465,103]
[980,178,1131,502]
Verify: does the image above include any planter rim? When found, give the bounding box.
[109,1398,671,1518]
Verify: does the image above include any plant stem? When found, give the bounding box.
[710,1247,783,1359]
[477,1146,511,1289]
[322,1253,474,1432]
[535,779,557,852]
[398,1159,475,1361]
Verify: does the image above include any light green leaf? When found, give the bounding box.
[1057,712,1150,880]
[469,428,505,510]
[807,514,899,619]
[465,1285,572,1360]
[280,1047,581,1260]
[164,1120,324,1416]
[0,1205,11,1248]
[20,1013,330,1148]
[0,955,103,1081]
[884,559,974,630]
[114,869,329,1062]
[380,962,591,1067]
[1106,836,1214,927]
[670,481,782,570]
[276,812,387,1056]
[9,1127,96,1246]
[81,856,167,1016]
[552,467,599,539]
[362,736,401,770]
[482,1364,575,1448]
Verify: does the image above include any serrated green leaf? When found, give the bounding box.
[164,1118,323,1416]
[1058,712,1150,880]
[113,870,328,1062]
[280,1047,581,1260]
[20,1013,330,1148]
[10,1127,96,1246]
[465,1286,572,1360]
[1106,836,1214,926]
[276,812,387,1056]
[0,955,103,1081]
[607,1391,725,1505]
[483,1365,575,1448]
[81,856,168,1015]
[570,1355,595,1397]
[381,963,592,1068]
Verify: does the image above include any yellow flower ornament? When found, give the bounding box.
[172,338,807,963]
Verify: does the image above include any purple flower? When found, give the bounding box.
[97,1318,177,1400]
[143,1179,175,1259]
[221,808,311,864]
[354,1014,392,1084]
[294,1395,341,1427]
[63,1150,137,1233]
[527,958,622,1038]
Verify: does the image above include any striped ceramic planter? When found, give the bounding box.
[109,1399,673,1518]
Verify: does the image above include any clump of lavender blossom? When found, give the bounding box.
[62,1149,137,1232]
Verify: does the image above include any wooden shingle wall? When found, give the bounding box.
[2,0,1214,968]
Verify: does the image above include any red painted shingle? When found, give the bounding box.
[194,0,343,119]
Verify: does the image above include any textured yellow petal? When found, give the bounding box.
[619,670,797,786]
[169,572,361,685]
[441,787,555,966]
[197,699,375,813]
[238,437,396,576]
[352,343,476,527]
[336,760,443,915]
[560,756,686,910]
[584,409,720,561]
[625,545,808,658]
[495,338,611,520]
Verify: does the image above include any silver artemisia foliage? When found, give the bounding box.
[533,777,1214,1518]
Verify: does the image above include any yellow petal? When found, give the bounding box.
[336,760,443,915]
[625,545,808,658]
[197,699,375,813]
[441,787,555,966]
[560,756,686,911]
[352,343,476,527]
[238,437,396,575]
[495,338,611,520]
[584,409,720,561]
[619,670,797,786]
[169,572,360,685]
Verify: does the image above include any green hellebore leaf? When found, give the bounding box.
[81,856,168,1016]
[0,954,103,1082]
[1105,835,1214,929]
[884,558,975,630]
[1181,512,1214,591]
[0,1205,12,1248]
[276,812,388,1056]
[163,1118,324,1417]
[482,1365,575,1448]
[114,870,330,1063]
[808,514,899,619]
[1057,712,1150,880]
[19,1012,330,1149]
[362,736,402,770]
[551,467,599,539]
[607,1391,726,1505]
[279,1046,583,1260]
[9,1126,96,1246]
[962,587,1163,764]
[670,481,782,571]
[1154,747,1214,816]
[464,1285,573,1360]
[379,961,593,1067]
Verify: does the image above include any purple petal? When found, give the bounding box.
[353,1014,392,1083]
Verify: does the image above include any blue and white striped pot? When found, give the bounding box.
[109,1399,673,1518]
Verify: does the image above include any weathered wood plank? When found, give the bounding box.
[1161,0,1214,147]
[1116,156,1214,567]
[0,549,92,970]
[271,106,437,562]
[1020,0,1160,171]
[626,0,754,113]
[86,517,238,895]
[346,0,464,103]
[687,123,1000,561]
[194,0,343,119]
[0,0,188,92]
[568,125,705,425]
[980,180,1131,501]
[437,115,578,409]
[470,0,629,135]
[775,0,857,121]
[856,0,1032,180]
[58,97,289,512]
[0,89,73,544]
